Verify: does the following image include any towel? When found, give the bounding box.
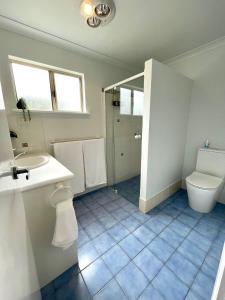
[52,198,78,249]
[83,138,107,188]
[53,141,85,194]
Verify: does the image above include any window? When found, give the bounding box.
[10,59,86,113]
[120,87,132,115]
[119,87,144,116]
[133,90,144,116]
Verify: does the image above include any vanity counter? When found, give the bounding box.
[0,154,74,193]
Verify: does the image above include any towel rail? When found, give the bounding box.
[50,137,103,145]
[49,183,72,208]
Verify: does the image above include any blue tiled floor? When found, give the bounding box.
[114,176,140,206]
[41,188,225,300]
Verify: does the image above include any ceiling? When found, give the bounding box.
[1,0,225,71]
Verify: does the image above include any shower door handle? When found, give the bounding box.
[134,133,142,140]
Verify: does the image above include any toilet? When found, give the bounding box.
[186,148,225,213]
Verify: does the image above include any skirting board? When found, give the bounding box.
[139,180,182,213]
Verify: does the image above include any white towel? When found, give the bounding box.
[52,199,78,249]
[83,138,107,188]
[53,141,85,195]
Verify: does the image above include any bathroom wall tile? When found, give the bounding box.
[102,245,130,275]
[116,261,149,299]
[82,258,113,296]
[134,248,163,281]
[119,234,144,258]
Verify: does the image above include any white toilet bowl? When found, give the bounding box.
[186,172,224,213]
[186,148,225,213]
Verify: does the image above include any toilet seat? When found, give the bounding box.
[186,171,223,190]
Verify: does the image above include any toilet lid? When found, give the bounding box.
[186,171,223,189]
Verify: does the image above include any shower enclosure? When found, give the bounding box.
[105,75,144,207]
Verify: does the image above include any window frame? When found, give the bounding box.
[9,56,87,114]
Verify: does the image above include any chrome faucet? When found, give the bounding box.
[0,166,29,180]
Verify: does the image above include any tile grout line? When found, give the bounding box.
[75,188,224,300]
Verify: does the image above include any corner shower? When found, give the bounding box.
[104,74,144,207]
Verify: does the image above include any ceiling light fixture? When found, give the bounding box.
[80,0,115,28]
[80,0,94,17]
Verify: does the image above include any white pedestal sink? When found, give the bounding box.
[15,154,49,170]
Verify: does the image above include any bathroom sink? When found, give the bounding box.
[15,154,49,170]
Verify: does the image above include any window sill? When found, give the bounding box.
[12,109,90,116]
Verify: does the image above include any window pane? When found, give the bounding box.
[120,87,131,115]
[133,90,144,116]
[11,63,52,111]
[54,73,82,112]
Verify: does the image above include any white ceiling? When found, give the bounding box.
[1,0,225,71]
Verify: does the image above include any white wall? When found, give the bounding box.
[0,81,40,300]
[0,28,132,154]
[168,40,225,203]
[0,82,13,166]
[140,59,192,201]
